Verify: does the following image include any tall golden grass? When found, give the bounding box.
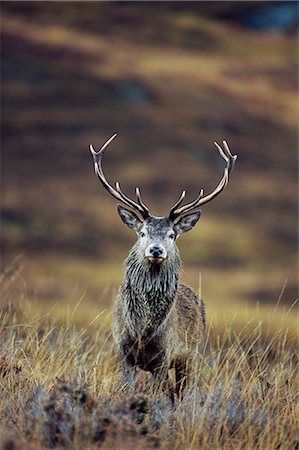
[0,264,297,450]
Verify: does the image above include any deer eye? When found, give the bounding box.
[140,231,146,238]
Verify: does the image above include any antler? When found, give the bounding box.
[169,141,237,221]
[90,134,150,219]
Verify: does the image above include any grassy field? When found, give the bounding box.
[1,2,298,449]
[0,262,298,449]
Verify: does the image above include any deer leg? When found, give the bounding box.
[152,365,175,403]
[119,346,137,391]
[121,359,137,390]
[174,359,188,399]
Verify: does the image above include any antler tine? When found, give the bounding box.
[115,182,149,218]
[135,187,150,216]
[169,141,237,221]
[214,140,237,174]
[170,189,204,220]
[168,190,186,219]
[90,135,150,219]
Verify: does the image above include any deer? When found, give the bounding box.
[89,134,237,401]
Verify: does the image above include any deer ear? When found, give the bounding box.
[117,205,142,231]
[174,211,201,235]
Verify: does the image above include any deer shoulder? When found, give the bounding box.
[169,284,206,362]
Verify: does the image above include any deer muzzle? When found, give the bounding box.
[145,244,167,264]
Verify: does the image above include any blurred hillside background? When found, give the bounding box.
[1,1,298,326]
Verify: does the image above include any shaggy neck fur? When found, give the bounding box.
[122,244,181,338]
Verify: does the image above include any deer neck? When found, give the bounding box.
[122,247,180,336]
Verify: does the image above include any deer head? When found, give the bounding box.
[90,134,237,265]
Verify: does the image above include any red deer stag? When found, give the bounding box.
[90,135,237,400]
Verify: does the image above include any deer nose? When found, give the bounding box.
[150,246,164,258]
[145,244,167,261]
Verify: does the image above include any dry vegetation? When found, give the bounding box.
[1,2,298,449]
[0,262,298,450]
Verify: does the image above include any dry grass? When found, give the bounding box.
[0,264,298,450]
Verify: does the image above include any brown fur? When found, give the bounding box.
[113,282,205,400]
